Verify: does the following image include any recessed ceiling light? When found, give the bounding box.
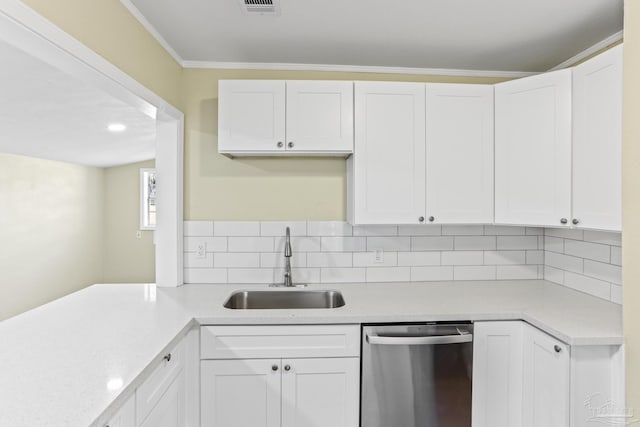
[107,123,126,133]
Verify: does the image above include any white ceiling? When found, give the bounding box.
[127,0,623,73]
[0,39,156,168]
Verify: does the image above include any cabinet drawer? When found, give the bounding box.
[201,324,360,359]
[136,339,184,425]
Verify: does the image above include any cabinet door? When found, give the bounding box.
[105,394,135,427]
[350,82,426,224]
[472,321,524,427]
[138,372,185,427]
[286,81,353,153]
[572,45,623,231]
[495,70,572,227]
[218,80,286,153]
[522,325,570,427]
[281,357,359,427]
[201,359,281,427]
[426,84,494,224]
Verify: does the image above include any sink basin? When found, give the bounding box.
[223,290,346,309]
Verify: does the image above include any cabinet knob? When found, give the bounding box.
[272,364,278,372]
[554,345,562,353]
[428,216,435,222]
[288,142,294,148]
[277,141,283,148]
[572,218,580,225]
[163,353,171,362]
[419,216,425,223]
[560,218,568,224]
[284,364,291,372]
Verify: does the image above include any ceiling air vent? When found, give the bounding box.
[239,0,281,15]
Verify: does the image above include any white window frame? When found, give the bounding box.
[140,168,157,230]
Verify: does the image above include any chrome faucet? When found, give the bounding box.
[283,226,293,287]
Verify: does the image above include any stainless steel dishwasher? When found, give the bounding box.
[361,323,473,427]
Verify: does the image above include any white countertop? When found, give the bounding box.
[0,280,622,427]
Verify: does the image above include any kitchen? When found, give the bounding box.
[0,1,635,426]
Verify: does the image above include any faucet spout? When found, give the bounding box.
[283,227,293,287]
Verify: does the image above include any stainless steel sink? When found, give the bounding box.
[223,290,346,309]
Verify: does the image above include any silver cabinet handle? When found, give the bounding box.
[428,216,435,222]
[288,142,294,148]
[560,218,568,224]
[277,141,283,148]
[366,333,472,346]
[272,364,278,371]
[419,216,425,223]
[163,353,171,362]
[572,219,579,225]
[284,364,291,372]
[554,345,562,353]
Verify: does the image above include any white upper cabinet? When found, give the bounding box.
[218,80,286,153]
[285,81,353,153]
[348,82,426,224]
[426,83,494,224]
[494,69,572,227]
[572,45,623,231]
[218,80,353,156]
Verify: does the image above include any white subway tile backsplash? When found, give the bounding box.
[611,285,623,304]
[484,251,526,265]
[583,260,622,285]
[544,266,565,284]
[454,236,496,250]
[544,228,584,240]
[564,240,610,263]
[454,266,496,280]
[442,251,484,266]
[353,225,398,236]
[611,246,622,266]
[525,227,545,236]
[367,267,410,282]
[411,236,454,251]
[320,268,366,283]
[353,252,398,267]
[184,237,227,252]
[321,237,367,252]
[214,221,260,236]
[398,225,442,236]
[306,252,352,268]
[214,253,260,268]
[411,266,454,281]
[583,230,621,246]
[397,252,440,267]
[544,236,564,253]
[442,225,484,235]
[228,268,274,284]
[183,221,547,287]
[497,236,539,250]
[367,236,411,252]
[563,272,611,301]
[545,251,583,274]
[497,265,538,280]
[184,268,227,284]
[307,221,352,236]
[260,221,307,236]
[184,221,214,237]
[484,225,526,235]
[228,237,274,252]
[184,252,214,268]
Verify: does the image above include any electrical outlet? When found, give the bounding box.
[196,242,207,259]
[374,248,384,263]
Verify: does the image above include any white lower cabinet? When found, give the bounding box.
[139,372,185,427]
[473,321,623,427]
[105,394,136,427]
[200,325,360,427]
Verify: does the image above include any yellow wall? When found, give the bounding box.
[182,68,508,220]
[103,159,156,283]
[20,0,183,109]
[623,0,639,414]
[0,153,104,320]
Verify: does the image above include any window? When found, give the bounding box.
[140,168,157,230]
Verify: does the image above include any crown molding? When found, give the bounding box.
[181,60,536,78]
[548,31,624,71]
[119,0,184,66]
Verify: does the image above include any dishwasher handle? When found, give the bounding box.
[366,331,472,346]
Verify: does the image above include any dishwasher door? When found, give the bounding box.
[361,323,473,427]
